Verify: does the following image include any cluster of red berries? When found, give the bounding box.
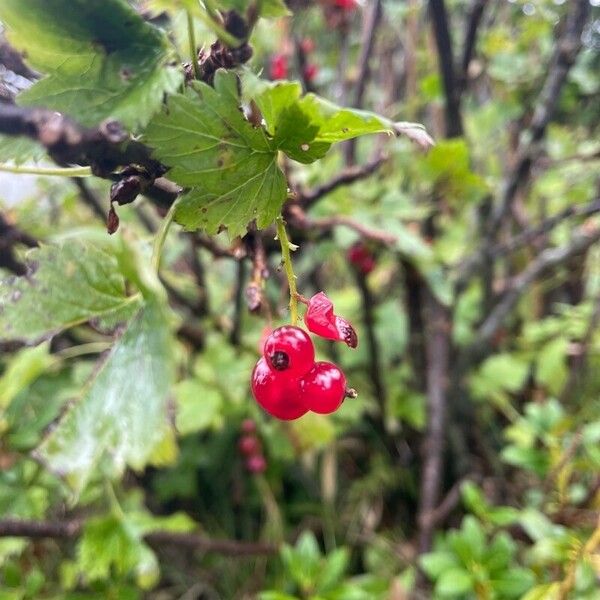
[251,293,357,420]
[238,419,267,474]
[269,40,319,84]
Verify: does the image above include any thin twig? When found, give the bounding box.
[0,518,277,556]
[417,295,452,555]
[416,0,459,561]
[230,260,246,346]
[0,213,38,275]
[489,0,591,231]
[428,0,463,137]
[288,205,396,246]
[355,270,387,418]
[560,293,600,403]
[298,154,387,210]
[456,196,600,289]
[73,179,106,221]
[471,225,600,356]
[344,0,383,164]
[459,0,489,92]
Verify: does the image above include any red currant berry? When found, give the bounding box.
[347,242,375,275]
[251,357,308,420]
[300,361,347,414]
[269,54,288,80]
[239,434,260,456]
[246,454,267,474]
[241,418,257,434]
[263,326,315,377]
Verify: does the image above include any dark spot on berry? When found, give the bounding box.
[269,350,289,371]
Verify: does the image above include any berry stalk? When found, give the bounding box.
[275,215,299,326]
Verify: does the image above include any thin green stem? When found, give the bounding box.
[201,0,221,24]
[276,215,299,325]
[196,5,240,47]
[152,197,182,273]
[0,164,92,177]
[186,11,200,80]
[52,342,113,363]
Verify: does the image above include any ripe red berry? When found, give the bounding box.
[347,242,376,275]
[246,454,267,474]
[269,54,288,80]
[251,357,308,420]
[303,63,318,82]
[263,326,315,377]
[239,434,260,456]
[300,362,347,414]
[304,292,358,348]
[241,418,257,434]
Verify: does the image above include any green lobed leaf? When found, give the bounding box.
[0,0,183,129]
[0,241,138,344]
[252,80,397,164]
[144,70,287,238]
[35,302,175,495]
[0,136,47,165]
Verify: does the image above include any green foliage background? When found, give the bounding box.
[0,0,599,598]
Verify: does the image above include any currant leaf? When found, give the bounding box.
[244,76,431,164]
[215,0,290,18]
[0,0,183,129]
[144,70,287,238]
[0,135,47,165]
[0,241,140,344]
[35,302,175,495]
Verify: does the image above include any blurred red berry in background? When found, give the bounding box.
[303,63,319,82]
[270,54,288,80]
[347,242,376,275]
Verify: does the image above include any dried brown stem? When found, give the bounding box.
[0,518,277,556]
[298,154,387,210]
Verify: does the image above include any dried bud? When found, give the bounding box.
[107,204,119,235]
[110,175,143,206]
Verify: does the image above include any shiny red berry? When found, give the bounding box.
[251,357,308,420]
[246,454,267,474]
[239,434,260,456]
[300,362,347,414]
[263,326,315,377]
